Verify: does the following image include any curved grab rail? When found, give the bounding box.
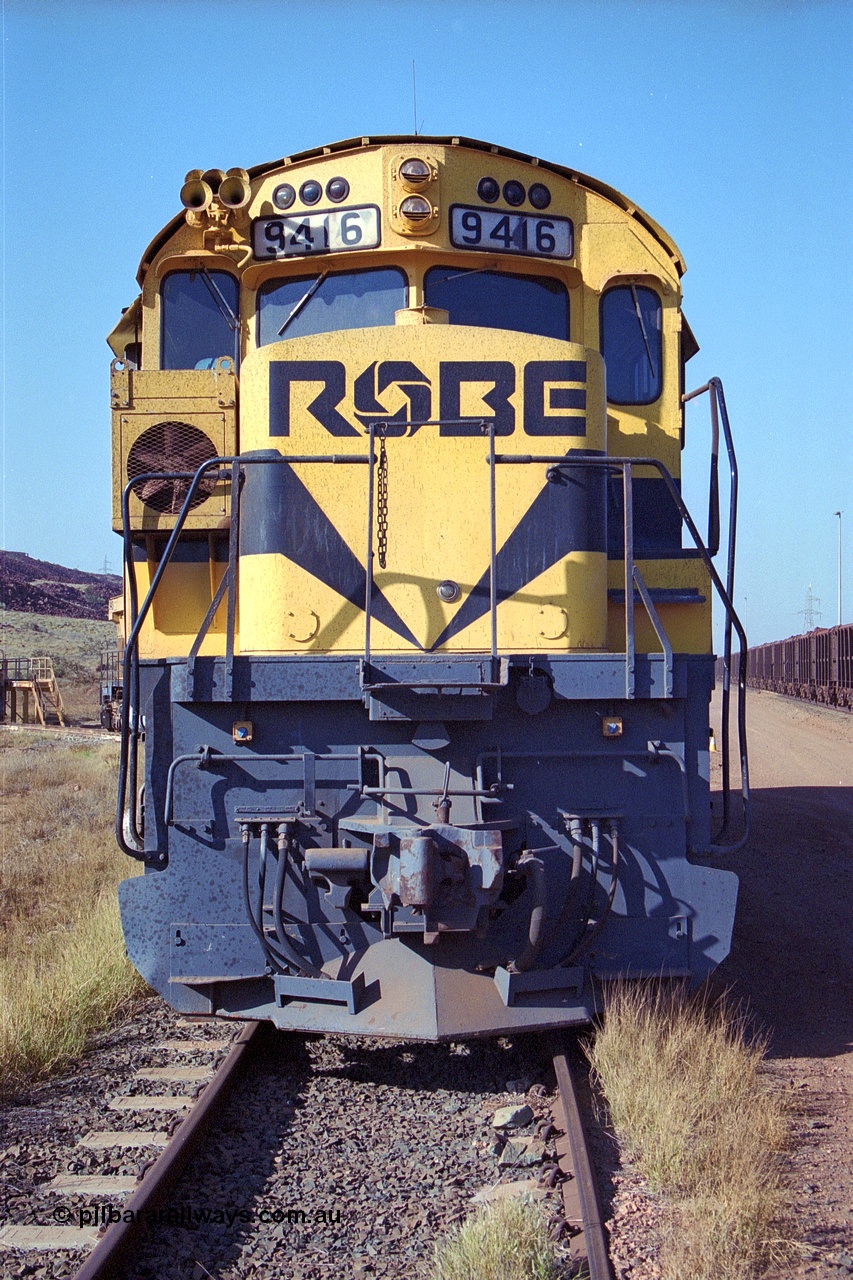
[682,378,742,841]
[494,450,749,853]
[116,452,372,861]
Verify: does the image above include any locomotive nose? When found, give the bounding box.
[235,328,608,657]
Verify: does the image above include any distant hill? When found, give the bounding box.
[1,551,121,621]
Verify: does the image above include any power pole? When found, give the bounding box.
[799,585,821,632]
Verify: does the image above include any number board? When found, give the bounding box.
[252,206,381,259]
[450,205,573,260]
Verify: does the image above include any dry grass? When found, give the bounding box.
[0,733,146,1096]
[586,981,789,1280]
[428,1198,562,1280]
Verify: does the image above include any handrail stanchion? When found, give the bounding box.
[623,463,635,699]
[224,460,241,702]
[488,423,498,676]
[682,378,742,839]
[712,377,740,838]
[364,425,376,679]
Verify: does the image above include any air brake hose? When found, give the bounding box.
[542,817,586,952]
[270,826,325,978]
[507,853,547,973]
[563,820,621,965]
[240,826,324,980]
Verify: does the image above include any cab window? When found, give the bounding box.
[161,270,240,370]
[257,268,408,346]
[600,285,662,404]
[424,266,568,340]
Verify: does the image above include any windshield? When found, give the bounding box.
[257,268,408,346]
[161,269,240,370]
[423,266,569,340]
[600,285,662,404]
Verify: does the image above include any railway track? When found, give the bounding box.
[71,1022,258,1280]
[1,1019,614,1279]
[0,1014,252,1276]
[550,1040,612,1280]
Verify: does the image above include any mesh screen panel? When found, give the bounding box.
[126,421,218,514]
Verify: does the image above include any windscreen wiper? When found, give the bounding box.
[277,272,329,336]
[195,268,239,332]
[441,265,497,281]
[631,284,656,378]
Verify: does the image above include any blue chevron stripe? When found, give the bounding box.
[430,455,606,650]
[239,459,421,650]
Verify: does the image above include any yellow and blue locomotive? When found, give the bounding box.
[109,136,748,1038]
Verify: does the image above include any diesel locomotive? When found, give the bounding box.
[109,135,748,1039]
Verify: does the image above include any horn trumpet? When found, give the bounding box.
[219,167,251,209]
[180,169,213,211]
[201,168,226,194]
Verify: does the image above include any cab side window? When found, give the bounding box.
[161,270,240,370]
[600,285,662,404]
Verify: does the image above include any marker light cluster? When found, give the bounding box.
[393,156,439,233]
[476,176,552,209]
[272,177,350,211]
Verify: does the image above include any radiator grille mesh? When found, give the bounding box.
[126,421,218,514]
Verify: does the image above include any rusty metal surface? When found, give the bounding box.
[551,1039,613,1280]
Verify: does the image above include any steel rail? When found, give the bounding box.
[72,1021,259,1280]
[551,1040,613,1280]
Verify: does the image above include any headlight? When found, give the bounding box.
[400,157,431,185]
[502,180,525,207]
[399,195,432,222]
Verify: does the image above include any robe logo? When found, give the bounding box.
[268,359,587,438]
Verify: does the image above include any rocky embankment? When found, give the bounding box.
[0,552,121,621]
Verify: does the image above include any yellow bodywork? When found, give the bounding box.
[239,326,606,655]
[109,137,711,663]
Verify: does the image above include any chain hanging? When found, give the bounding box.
[376,424,389,570]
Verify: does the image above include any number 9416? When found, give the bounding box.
[450,205,572,259]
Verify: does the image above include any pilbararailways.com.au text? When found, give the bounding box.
[51,1203,341,1230]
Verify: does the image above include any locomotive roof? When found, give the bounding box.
[136,133,685,286]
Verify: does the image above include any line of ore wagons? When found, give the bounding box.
[722,623,853,710]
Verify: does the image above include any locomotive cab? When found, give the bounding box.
[109,138,747,1039]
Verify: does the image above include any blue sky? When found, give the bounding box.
[2,0,850,645]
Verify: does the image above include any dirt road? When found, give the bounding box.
[708,690,853,1274]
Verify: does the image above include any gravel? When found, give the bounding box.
[0,1004,576,1280]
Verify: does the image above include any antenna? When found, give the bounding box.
[412,60,418,136]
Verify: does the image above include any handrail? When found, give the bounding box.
[118,460,235,858]
[497,451,749,852]
[117,428,748,857]
[117,452,370,861]
[682,378,741,839]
